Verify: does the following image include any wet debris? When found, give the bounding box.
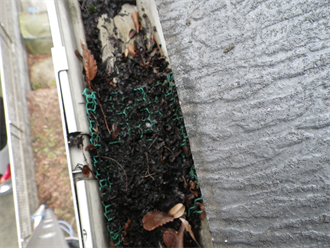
[78,1,204,247]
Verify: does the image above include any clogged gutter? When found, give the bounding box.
[78,1,205,247]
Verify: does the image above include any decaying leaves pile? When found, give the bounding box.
[78,1,205,247]
[142,203,201,248]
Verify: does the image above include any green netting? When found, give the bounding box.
[82,72,203,245]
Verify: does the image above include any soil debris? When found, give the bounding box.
[78,1,203,247]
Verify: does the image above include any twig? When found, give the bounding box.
[145,173,155,178]
[81,145,88,164]
[135,178,144,188]
[148,135,158,149]
[145,152,150,164]
[78,1,89,14]
[96,98,111,134]
[145,153,154,179]
[102,156,128,192]
[164,146,173,154]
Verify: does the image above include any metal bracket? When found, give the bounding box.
[51,46,78,134]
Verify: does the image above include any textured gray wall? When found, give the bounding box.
[156,0,330,247]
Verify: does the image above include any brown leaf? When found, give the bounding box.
[189,181,199,197]
[135,47,145,65]
[142,211,174,231]
[112,122,120,140]
[85,144,97,151]
[110,241,115,248]
[182,145,189,156]
[162,226,184,248]
[196,202,206,220]
[179,218,201,248]
[82,165,90,177]
[162,228,177,248]
[80,40,97,90]
[168,203,185,219]
[131,12,140,33]
[123,219,131,236]
[200,211,206,220]
[75,50,83,60]
[128,29,137,40]
[128,45,137,57]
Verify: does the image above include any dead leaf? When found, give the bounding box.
[168,203,185,219]
[128,45,137,57]
[135,47,145,65]
[80,40,97,91]
[110,241,115,248]
[142,211,174,231]
[128,29,137,40]
[85,144,97,151]
[200,211,206,220]
[75,50,83,60]
[123,219,131,236]
[162,226,184,248]
[162,228,177,248]
[189,181,199,197]
[131,12,140,33]
[112,122,120,140]
[182,145,189,156]
[179,218,201,248]
[125,48,129,58]
[196,202,206,220]
[82,165,90,177]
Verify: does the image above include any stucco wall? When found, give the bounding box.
[156,0,330,247]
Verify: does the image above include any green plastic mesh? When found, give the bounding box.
[82,72,202,244]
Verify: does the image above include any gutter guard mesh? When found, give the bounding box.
[82,72,202,246]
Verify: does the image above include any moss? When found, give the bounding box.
[88,5,97,14]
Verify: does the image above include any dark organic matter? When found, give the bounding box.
[78,1,204,247]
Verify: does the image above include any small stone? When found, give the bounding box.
[188,40,192,43]
[186,18,191,26]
